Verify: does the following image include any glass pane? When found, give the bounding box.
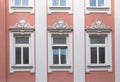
[15,37,29,44]
[90,35,105,44]
[53,48,59,64]
[23,0,28,6]
[60,0,66,6]
[90,0,96,6]
[15,0,21,5]
[23,47,29,64]
[53,38,66,44]
[98,0,104,6]
[53,0,59,6]
[15,47,21,64]
[60,48,66,64]
[91,47,97,64]
[99,47,105,63]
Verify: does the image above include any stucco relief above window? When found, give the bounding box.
[48,0,72,14]
[86,19,112,72]
[86,0,111,14]
[9,19,35,73]
[48,19,73,73]
[9,0,34,13]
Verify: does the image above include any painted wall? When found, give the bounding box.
[0,0,6,82]
[5,0,35,82]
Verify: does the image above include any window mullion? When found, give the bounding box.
[21,0,22,6]
[97,46,99,64]
[59,0,60,6]
[59,48,61,64]
[96,0,98,7]
[21,47,23,64]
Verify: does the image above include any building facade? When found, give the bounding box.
[0,0,120,82]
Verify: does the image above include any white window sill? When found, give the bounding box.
[50,64,71,68]
[88,64,110,67]
[12,64,33,68]
[86,7,111,14]
[87,7,110,10]
[11,6,33,9]
[49,6,71,10]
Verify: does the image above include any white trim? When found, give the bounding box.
[48,0,72,14]
[86,33,112,72]
[85,0,111,14]
[9,0,34,13]
[73,0,85,82]
[10,32,35,73]
[36,0,47,82]
[48,33,73,73]
[115,0,120,82]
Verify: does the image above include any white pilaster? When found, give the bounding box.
[73,0,85,82]
[115,0,120,82]
[36,0,47,82]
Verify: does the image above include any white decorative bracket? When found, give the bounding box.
[86,19,111,33]
[48,19,73,33]
[9,18,35,32]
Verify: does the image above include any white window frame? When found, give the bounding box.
[9,19,35,73]
[14,35,30,65]
[52,36,68,65]
[48,0,72,14]
[86,33,112,72]
[86,0,111,14]
[9,0,34,13]
[89,35,107,65]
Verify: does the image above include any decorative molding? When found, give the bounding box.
[86,19,111,33]
[48,19,73,33]
[9,19,34,32]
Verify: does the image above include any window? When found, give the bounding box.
[15,0,28,6]
[48,19,73,72]
[86,20,112,72]
[14,36,30,65]
[9,0,34,13]
[86,0,111,14]
[90,35,106,65]
[90,0,104,7]
[52,0,66,6]
[48,0,72,14]
[52,37,67,65]
[9,19,35,73]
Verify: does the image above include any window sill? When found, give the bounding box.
[12,65,33,68]
[86,7,111,14]
[88,64,110,67]
[87,7,110,10]
[50,64,71,69]
[49,6,71,10]
[11,6,33,9]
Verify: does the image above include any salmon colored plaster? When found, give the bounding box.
[0,0,6,82]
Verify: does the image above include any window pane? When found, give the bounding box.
[90,35,105,44]
[60,48,66,64]
[23,0,28,6]
[90,0,96,6]
[91,47,97,64]
[53,38,66,44]
[23,47,29,64]
[98,0,104,6]
[99,47,105,63]
[15,37,29,44]
[15,0,21,5]
[53,0,59,6]
[53,48,59,64]
[15,47,21,64]
[60,0,66,6]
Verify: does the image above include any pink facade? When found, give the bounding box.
[0,0,120,82]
